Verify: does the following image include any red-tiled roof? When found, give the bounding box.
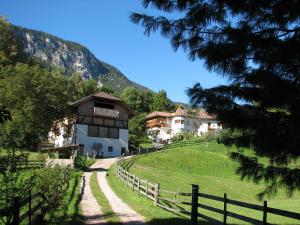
[145,111,171,119]
[145,106,216,120]
[171,106,188,117]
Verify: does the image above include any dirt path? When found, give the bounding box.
[95,158,147,225]
[80,165,107,225]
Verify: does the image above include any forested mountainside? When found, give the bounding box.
[12,25,150,95]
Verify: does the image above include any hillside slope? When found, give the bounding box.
[123,139,300,224]
[12,25,150,96]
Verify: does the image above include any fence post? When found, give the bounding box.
[154,183,160,206]
[223,193,227,225]
[132,175,136,191]
[139,147,141,155]
[137,177,140,195]
[191,184,199,225]
[12,196,20,225]
[29,190,32,225]
[263,201,268,225]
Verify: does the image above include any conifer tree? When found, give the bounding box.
[131,0,300,198]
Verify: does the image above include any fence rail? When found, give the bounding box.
[0,160,44,171]
[0,190,45,225]
[116,155,300,225]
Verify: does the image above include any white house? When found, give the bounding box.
[145,106,222,143]
[48,92,134,157]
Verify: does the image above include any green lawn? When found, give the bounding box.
[111,139,300,225]
[107,166,193,225]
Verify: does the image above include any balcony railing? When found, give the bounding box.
[94,107,119,118]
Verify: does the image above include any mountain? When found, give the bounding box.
[12,25,150,96]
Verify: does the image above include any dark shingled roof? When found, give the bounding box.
[71,92,134,117]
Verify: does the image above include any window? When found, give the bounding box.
[93,117,103,125]
[108,146,113,152]
[94,101,115,109]
[175,120,181,124]
[80,116,93,124]
[109,128,119,139]
[88,125,98,137]
[87,125,119,139]
[99,126,109,138]
[116,120,128,129]
[104,119,115,126]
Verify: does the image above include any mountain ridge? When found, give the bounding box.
[12,25,151,96]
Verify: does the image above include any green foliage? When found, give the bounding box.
[0,18,21,64]
[151,89,173,112]
[121,87,154,114]
[0,64,71,149]
[74,156,95,171]
[46,171,84,225]
[132,0,300,197]
[34,166,72,218]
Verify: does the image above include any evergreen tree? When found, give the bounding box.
[131,0,300,198]
[151,89,173,112]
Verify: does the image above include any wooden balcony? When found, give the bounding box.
[146,120,168,128]
[94,107,119,118]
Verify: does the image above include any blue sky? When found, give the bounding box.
[0,0,226,103]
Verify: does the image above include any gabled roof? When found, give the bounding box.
[70,92,135,117]
[145,106,217,120]
[71,92,122,107]
[145,111,171,119]
[171,106,188,117]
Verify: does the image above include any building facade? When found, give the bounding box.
[145,106,222,143]
[48,92,134,157]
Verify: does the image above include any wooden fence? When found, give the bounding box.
[0,160,44,171]
[116,157,300,225]
[0,190,45,225]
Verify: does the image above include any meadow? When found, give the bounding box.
[108,139,300,224]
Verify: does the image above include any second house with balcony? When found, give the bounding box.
[145,106,222,143]
[48,92,134,157]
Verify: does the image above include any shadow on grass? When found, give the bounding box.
[46,173,85,225]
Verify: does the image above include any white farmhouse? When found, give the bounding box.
[48,92,134,157]
[145,106,222,143]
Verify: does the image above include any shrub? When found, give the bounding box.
[34,166,72,221]
[74,156,95,170]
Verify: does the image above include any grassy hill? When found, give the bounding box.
[108,139,300,225]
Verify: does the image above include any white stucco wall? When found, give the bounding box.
[75,124,128,157]
[148,127,171,143]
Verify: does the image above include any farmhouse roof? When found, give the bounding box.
[145,106,216,120]
[70,92,135,117]
[145,111,171,119]
[171,106,188,117]
[71,92,122,106]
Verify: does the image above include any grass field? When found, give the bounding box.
[110,139,300,224]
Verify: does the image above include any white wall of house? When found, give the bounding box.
[147,117,222,143]
[148,127,172,143]
[75,124,128,157]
